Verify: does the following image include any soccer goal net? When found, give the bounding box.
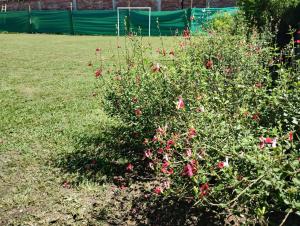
[117,7,151,36]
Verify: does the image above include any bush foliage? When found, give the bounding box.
[97,28,300,223]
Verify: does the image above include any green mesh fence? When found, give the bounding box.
[0,8,238,36]
[30,10,73,34]
[0,11,30,33]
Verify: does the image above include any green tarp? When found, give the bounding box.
[0,11,30,33]
[0,8,238,36]
[30,10,72,34]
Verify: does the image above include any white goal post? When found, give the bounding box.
[117,7,151,37]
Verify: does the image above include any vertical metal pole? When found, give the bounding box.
[112,0,116,10]
[156,0,161,11]
[38,1,42,10]
[72,0,77,10]
[117,8,120,36]
[149,8,151,37]
[70,2,73,11]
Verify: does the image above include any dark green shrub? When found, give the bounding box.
[97,29,300,224]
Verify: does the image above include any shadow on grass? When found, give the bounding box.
[55,123,300,225]
[55,123,149,185]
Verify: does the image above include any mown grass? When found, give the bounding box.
[0,34,173,225]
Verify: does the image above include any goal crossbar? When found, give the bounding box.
[117,7,151,37]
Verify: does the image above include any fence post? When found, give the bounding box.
[28,4,32,33]
[69,3,75,35]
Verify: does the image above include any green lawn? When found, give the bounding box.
[0,34,171,225]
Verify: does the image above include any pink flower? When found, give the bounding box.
[162,161,170,168]
[259,137,265,149]
[154,186,163,194]
[188,128,197,139]
[295,40,300,44]
[152,136,159,142]
[95,69,102,78]
[149,162,154,170]
[289,131,293,141]
[163,180,171,189]
[264,137,273,144]
[134,108,142,117]
[157,148,164,154]
[205,60,213,69]
[176,96,185,110]
[144,149,152,158]
[186,149,192,157]
[126,163,133,172]
[156,126,166,135]
[182,161,197,177]
[217,161,224,169]
[272,138,277,148]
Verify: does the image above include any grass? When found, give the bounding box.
[0,33,173,225]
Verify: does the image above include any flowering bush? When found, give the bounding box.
[98,31,300,223]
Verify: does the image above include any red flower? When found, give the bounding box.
[152,63,161,73]
[200,183,209,197]
[167,139,175,147]
[154,186,163,194]
[188,128,197,139]
[131,97,138,103]
[205,60,213,69]
[289,131,293,141]
[183,164,194,177]
[88,62,92,66]
[252,113,260,121]
[295,40,300,44]
[157,148,164,154]
[95,48,101,52]
[182,160,197,177]
[169,49,175,56]
[176,96,185,110]
[183,29,190,39]
[255,83,263,88]
[152,136,159,142]
[134,108,142,117]
[217,161,224,169]
[143,138,149,145]
[264,137,273,144]
[126,163,133,172]
[95,69,102,78]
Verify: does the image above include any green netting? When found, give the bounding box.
[0,11,30,33]
[190,7,238,33]
[73,10,118,35]
[0,8,238,36]
[129,10,188,36]
[30,10,72,34]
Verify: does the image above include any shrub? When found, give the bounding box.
[98,31,300,223]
